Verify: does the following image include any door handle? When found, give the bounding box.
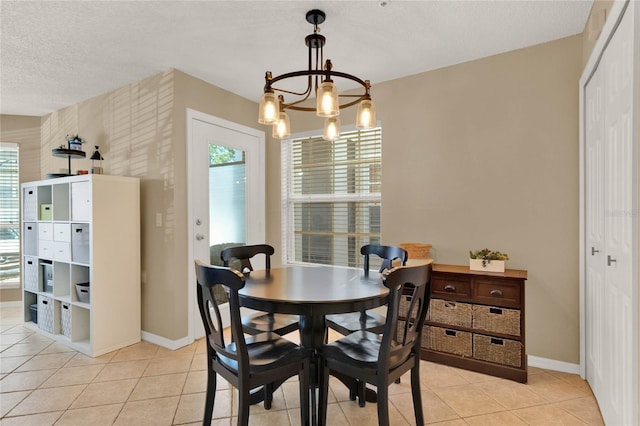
[196,234,205,241]
[591,247,599,255]
[607,255,616,266]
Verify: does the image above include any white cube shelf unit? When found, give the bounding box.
[21,174,140,357]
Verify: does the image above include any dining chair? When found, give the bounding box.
[195,260,310,426]
[325,244,408,336]
[317,263,431,426]
[220,244,299,336]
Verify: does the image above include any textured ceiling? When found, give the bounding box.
[1,0,593,117]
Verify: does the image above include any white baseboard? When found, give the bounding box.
[141,331,194,351]
[528,355,581,375]
[147,327,577,376]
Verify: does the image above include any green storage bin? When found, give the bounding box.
[40,204,52,220]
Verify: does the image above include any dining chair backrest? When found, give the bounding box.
[221,244,274,273]
[380,263,431,371]
[195,259,310,425]
[195,260,249,369]
[361,244,408,274]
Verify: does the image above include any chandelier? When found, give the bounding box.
[258,9,376,141]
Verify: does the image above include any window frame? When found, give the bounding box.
[280,125,382,267]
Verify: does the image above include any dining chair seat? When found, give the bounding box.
[319,330,409,369]
[240,311,300,337]
[323,310,386,336]
[217,333,305,372]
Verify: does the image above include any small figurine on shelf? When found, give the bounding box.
[66,134,86,151]
[90,146,104,174]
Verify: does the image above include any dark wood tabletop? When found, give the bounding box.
[239,265,388,317]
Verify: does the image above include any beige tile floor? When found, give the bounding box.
[1,305,604,425]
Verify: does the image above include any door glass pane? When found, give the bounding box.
[208,145,246,303]
[208,145,246,246]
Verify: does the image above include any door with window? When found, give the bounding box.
[187,110,265,340]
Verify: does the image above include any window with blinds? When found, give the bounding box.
[0,143,20,284]
[281,127,382,268]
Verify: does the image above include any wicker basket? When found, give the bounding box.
[396,319,407,343]
[399,243,432,259]
[425,326,472,357]
[473,334,522,367]
[472,305,521,336]
[428,299,472,327]
[399,294,414,319]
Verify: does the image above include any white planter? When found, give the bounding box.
[469,259,505,273]
[68,140,83,151]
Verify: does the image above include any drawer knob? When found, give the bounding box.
[444,284,456,291]
[489,289,503,297]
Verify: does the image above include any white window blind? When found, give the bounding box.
[0,143,20,284]
[281,127,382,268]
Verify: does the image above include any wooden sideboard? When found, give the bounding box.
[421,264,528,383]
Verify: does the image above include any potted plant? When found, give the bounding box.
[469,248,509,272]
[65,134,86,151]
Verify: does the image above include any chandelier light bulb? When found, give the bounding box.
[272,111,291,139]
[258,91,279,125]
[356,99,376,129]
[316,81,339,117]
[323,117,341,141]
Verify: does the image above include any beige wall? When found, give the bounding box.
[266,35,584,363]
[10,33,584,364]
[33,70,262,340]
[0,114,41,185]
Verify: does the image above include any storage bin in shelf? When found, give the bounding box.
[75,283,90,304]
[41,261,53,294]
[40,204,53,220]
[23,256,39,292]
[71,224,90,264]
[23,223,37,256]
[37,294,59,334]
[60,303,71,338]
[71,264,90,304]
[23,188,38,221]
[30,304,38,324]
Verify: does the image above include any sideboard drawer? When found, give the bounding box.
[473,279,521,307]
[432,277,471,299]
[425,264,528,383]
[429,299,472,327]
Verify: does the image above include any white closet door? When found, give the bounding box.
[584,56,605,407]
[585,2,636,424]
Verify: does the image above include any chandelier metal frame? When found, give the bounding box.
[259,9,375,140]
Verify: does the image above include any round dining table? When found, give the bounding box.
[238,264,389,425]
[238,264,388,349]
